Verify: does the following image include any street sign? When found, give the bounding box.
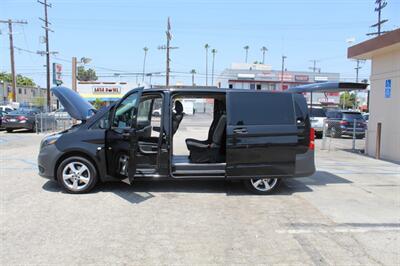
[385,79,391,98]
[52,63,63,86]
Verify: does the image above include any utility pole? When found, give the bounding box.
[38,0,53,111]
[158,17,177,87]
[142,47,148,82]
[280,55,287,91]
[204,44,210,86]
[261,46,268,64]
[211,49,217,86]
[72,57,77,91]
[308,59,321,73]
[367,0,388,36]
[190,69,196,86]
[0,19,28,102]
[243,45,249,63]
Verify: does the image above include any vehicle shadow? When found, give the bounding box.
[42,170,351,204]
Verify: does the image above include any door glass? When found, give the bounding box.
[113,92,139,128]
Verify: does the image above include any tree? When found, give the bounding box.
[77,66,98,81]
[93,98,104,110]
[340,92,357,109]
[0,72,36,86]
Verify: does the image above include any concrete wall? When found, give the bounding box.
[366,49,400,163]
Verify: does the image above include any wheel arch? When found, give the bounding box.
[54,151,101,181]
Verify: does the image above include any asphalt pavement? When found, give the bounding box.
[0,128,399,265]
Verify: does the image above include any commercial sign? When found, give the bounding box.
[314,76,328,82]
[52,63,63,85]
[276,73,293,81]
[92,86,121,94]
[237,73,255,79]
[295,75,309,82]
[385,79,391,98]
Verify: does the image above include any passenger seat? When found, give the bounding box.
[185,115,226,163]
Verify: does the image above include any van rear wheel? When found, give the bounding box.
[244,177,281,195]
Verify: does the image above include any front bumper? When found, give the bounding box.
[37,144,63,179]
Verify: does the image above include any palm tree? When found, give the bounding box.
[190,69,196,86]
[243,45,249,63]
[142,47,148,82]
[211,49,217,86]
[261,46,268,64]
[204,44,210,86]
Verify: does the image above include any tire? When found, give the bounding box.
[315,132,323,139]
[330,127,341,138]
[6,128,13,133]
[244,178,281,195]
[56,156,98,194]
[356,135,365,139]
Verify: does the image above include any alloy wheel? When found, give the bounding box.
[62,161,91,191]
[250,178,278,192]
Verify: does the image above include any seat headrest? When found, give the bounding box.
[175,100,183,114]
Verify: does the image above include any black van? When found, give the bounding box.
[38,87,315,194]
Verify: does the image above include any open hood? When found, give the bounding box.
[51,86,96,121]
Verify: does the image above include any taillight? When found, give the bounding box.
[18,116,27,121]
[340,121,348,125]
[309,128,315,150]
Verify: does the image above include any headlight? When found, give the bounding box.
[41,134,61,148]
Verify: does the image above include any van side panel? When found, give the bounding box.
[226,91,298,178]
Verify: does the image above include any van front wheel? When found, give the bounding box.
[244,178,281,195]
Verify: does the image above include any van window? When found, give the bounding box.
[228,92,295,125]
[112,92,139,128]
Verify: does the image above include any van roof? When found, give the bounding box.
[142,86,288,94]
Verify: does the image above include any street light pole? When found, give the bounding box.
[280,55,287,91]
[190,69,196,86]
[142,47,148,83]
[244,45,249,63]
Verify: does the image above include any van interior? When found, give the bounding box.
[171,93,226,177]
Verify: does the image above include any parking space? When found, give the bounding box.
[1,129,399,265]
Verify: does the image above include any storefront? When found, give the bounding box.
[77,81,137,105]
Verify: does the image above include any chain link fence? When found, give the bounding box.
[320,118,367,153]
[35,113,73,134]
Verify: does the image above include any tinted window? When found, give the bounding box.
[310,108,326,117]
[326,111,342,119]
[228,92,294,125]
[343,112,364,121]
[112,92,139,128]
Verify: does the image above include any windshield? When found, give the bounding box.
[343,112,364,121]
[310,108,326,117]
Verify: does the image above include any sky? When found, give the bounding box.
[1,0,400,88]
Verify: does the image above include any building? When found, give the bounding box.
[348,28,400,163]
[77,81,137,105]
[219,63,341,105]
[0,81,57,109]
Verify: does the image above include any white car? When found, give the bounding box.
[0,105,15,113]
[309,107,327,138]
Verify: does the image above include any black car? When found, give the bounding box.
[0,109,8,129]
[38,86,316,194]
[3,108,41,132]
[325,110,367,138]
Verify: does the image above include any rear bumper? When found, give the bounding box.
[294,149,315,177]
[4,121,34,130]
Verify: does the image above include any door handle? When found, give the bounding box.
[233,128,248,134]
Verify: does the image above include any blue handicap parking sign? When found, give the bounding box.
[385,79,391,98]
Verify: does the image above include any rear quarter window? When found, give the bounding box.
[228,92,295,125]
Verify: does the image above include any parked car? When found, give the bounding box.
[38,86,316,194]
[325,110,367,139]
[0,105,15,113]
[362,112,369,122]
[3,108,41,132]
[0,109,8,129]
[309,106,326,139]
